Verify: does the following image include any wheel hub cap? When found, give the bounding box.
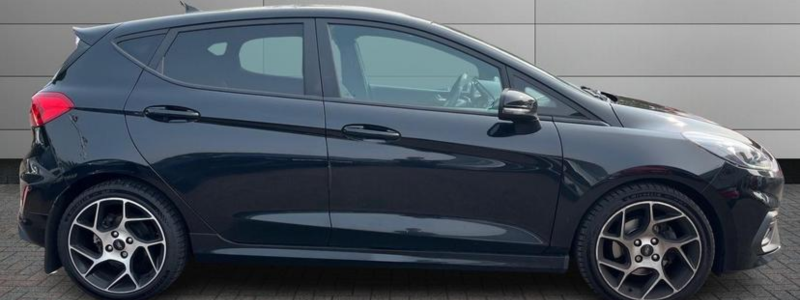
[113,240,126,251]
[640,245,654,257]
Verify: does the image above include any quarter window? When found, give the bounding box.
[161,24,304,95]
[118,34,165,64]
[510,75,585,118]
[328,25,503,113]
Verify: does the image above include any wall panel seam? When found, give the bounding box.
[533,23,800,25]
[0,23,108,25]
[559,75,800,78]
[0,76,55,78]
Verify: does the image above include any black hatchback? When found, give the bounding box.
[18,6,783,300]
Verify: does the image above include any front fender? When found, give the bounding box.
[547,122,726,253]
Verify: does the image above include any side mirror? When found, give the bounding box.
[498,89,538,123]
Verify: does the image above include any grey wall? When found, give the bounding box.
[1,0,798,158]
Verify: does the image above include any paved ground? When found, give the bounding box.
[1,184,799,300]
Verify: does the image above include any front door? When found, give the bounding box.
[125,19,330,246]
[318,20,563,255]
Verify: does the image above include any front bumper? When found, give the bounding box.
[742,209,780,269]
[759,211,780,254]
[705,162,783,272]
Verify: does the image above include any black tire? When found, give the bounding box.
[574,183,715,300]
[57,179,188,300]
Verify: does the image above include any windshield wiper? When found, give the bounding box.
[580,86,616,102]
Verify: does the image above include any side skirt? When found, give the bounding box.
[190,234,569,273]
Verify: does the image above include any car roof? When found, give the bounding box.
[114,5,433,36]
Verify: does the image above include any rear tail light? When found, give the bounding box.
[30,92,74,127]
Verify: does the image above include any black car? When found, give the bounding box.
[18,5,782,300]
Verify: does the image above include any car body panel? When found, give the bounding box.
[612,96,755,145]
[124,70,331,246]
[19,108,212,272]
[312,17,563,255]
[324,101,563,254]
[705,163,783,271]
[547,122,726,252]
[189,233,569,273]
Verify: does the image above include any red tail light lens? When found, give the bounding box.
[30,92,74,127]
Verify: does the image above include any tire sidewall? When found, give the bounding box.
[581,185,715,300]
[57,183,184,300]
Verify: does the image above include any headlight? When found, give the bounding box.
[683,131,774,170]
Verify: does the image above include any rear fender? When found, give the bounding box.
[43,160,213,273]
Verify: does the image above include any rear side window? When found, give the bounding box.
[118,34,165,64]
[239,36,302,78]
[160,24,304,96]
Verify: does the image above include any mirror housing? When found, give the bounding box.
[498,89,538,123]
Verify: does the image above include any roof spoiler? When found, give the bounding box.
[72,2,198,46]
[73,23,119,46]
[180,1,201,13]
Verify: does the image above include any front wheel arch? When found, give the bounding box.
[570,178,727,274]
[573,182,716,299]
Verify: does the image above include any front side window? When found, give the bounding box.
[161,24,304,95]
[328,24,502,113]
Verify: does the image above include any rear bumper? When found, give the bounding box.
[18,135,70,273]
[18,211,47,248]
[17,154,54,249]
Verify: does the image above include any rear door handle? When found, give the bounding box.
[342,124,401,141]
[144,106,200,123]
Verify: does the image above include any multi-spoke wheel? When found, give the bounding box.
[576,184,714,300]
[68,197,166,293]
[58,180,187,299]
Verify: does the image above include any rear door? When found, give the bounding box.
[317,20,564,255]
[123,19,331,246]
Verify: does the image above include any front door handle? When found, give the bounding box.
[144,106,200,123]
[342,124,401,141]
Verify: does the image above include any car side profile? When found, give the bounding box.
[18,6,783,300]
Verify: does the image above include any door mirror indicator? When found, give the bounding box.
[498,89,538,123]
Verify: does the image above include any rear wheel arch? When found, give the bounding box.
[44,172,192,273]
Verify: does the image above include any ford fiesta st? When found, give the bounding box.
[18,6,782,300]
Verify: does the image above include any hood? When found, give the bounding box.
[611,95,758,146]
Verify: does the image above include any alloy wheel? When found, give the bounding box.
[67,197,167,294]
[595,201,702,300]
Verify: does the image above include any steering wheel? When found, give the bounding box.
[443,73,470,107]
[471,79,497,110]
